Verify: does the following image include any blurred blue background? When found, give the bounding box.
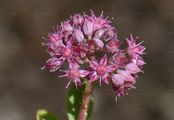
[0,0,174,120]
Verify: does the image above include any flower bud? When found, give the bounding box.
[125,63,141,74]
[73,29,84,42]
[83,20,93,38]
[72,14,84,25]
[112,74,124,86]
[118,70,135,83]
[62,21,73,32]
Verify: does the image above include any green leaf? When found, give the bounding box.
[66,85,84,120]
[66,79,94,120]
[36,109,59,120]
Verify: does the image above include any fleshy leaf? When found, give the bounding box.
[66,78,94,120]
[36,109,59,120]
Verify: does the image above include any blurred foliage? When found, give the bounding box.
[37,109,59,120]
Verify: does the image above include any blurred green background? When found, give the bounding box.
[0,0,174,120]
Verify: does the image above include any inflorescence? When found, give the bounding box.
[42,11,145,98]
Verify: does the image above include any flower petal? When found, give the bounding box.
[136,59,146,66]
[93,38,104,48]
[79,70,90,77]
[58,73,68,78]
[89,61,99,70]
[100,55,107,65]
[94,29,105,38]
[69,63,80,70]
[132,58,146,66]
[107,65,117,72]
[90,72,99,82]
[74,78,82,87]
[67,40,72,48]
[102,73,109,84]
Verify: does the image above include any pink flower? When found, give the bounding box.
[127,34,145,57]
[106,39,120,53]
[42,33,64,56]
[112,53,127,66]
[48,33,62,43]
[112,70,135,85]
[89,55,116,84]
[74,43,87,59]
[113,82,135,97]
[59,40,74,61]
[91,11,111,30]
[112,70,136,97]
[60,63,89,87]
[41,57,65,72]
[102,28,116,41]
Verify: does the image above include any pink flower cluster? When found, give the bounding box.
[42,11,145,97]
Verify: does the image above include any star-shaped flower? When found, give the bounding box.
[60,63,89,88]
[89,55,116,85]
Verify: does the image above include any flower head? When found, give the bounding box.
[41,57,65,72]
[89,55,116,84]
[106,38,120,53]
[127,34,145,57]
[42,11,146,99]
[59,63,89,88]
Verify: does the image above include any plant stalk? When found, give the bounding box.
[78,81,93,120]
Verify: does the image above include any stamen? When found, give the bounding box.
[66,80,72,88]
